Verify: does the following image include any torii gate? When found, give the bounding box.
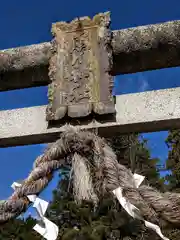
[0,12,180,240]
[0,12,180,148]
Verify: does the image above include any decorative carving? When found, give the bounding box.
[46,12,115,121]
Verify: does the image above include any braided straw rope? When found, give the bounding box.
[0,125,180,230]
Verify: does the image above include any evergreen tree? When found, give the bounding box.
[108,134,164,190]
[165,129,180,192]
[154,129,180,240]
[0,217,41,240]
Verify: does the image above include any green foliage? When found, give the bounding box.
[165,130,180,192]
[159,129,180,239]
[0,217,41,240]
[108,134,164,190]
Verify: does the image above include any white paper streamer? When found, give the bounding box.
[11,181,22,189]
[112,174,169,240]
[12,182,59,240]
[27,195,59,240]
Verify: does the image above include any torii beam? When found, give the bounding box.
[1,19,180,91]
[0,87,180,147]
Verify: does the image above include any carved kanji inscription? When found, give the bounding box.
[46,12,115,121]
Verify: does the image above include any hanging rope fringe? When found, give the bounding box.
[0,125,180,238]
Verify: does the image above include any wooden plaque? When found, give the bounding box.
[46,12,115,121]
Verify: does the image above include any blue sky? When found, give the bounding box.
[0,0,180,217]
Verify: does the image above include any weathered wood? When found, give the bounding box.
[46,12,115,121]
[1,87,180,147]
[1,20,180,91]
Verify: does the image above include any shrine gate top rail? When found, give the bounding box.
[1,16,180,147]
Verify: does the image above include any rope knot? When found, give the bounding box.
[0,125,180,238]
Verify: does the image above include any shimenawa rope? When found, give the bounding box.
[0,125,180,232]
